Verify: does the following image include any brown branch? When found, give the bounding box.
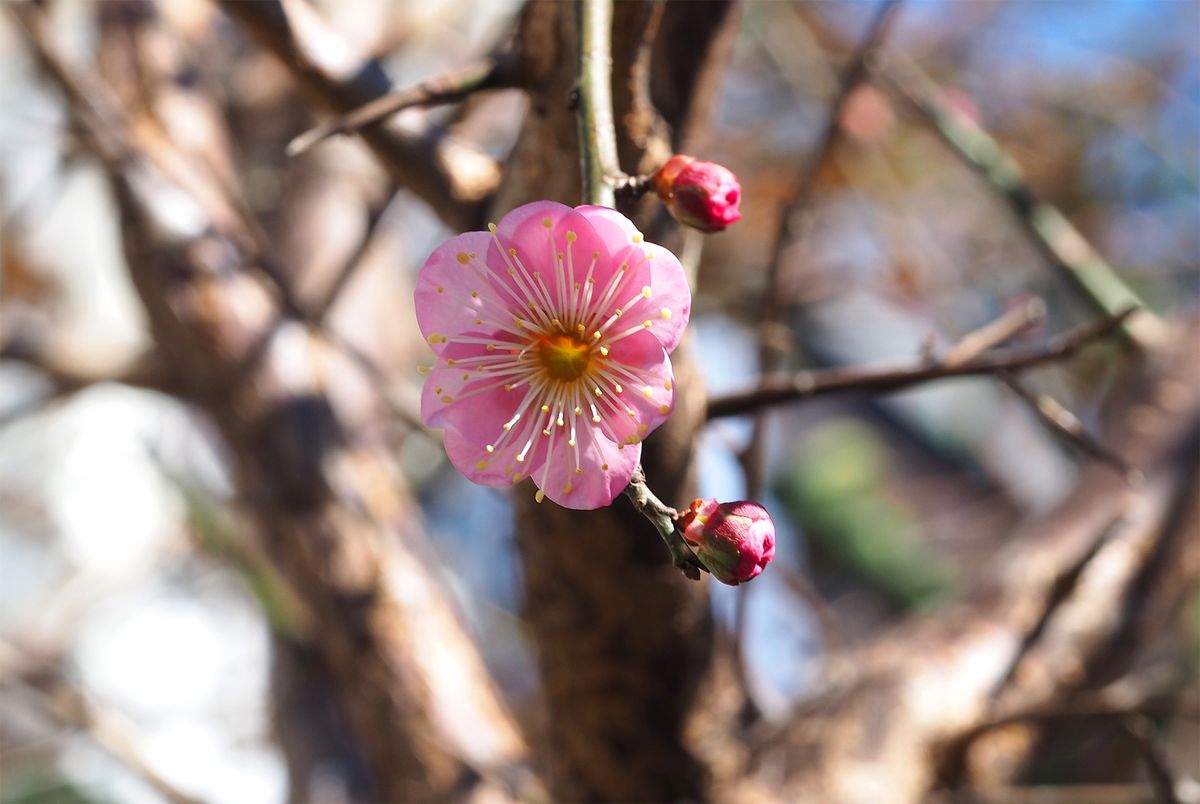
[872,52,1167,351]
[934,298,1133,476]
[1,646,202,804]
[757,0,904,367]
[998,371,1133,477]
[12,6,528,800]
[216,0,498,231]
[287,53,522,157]
[707,308,1134,420]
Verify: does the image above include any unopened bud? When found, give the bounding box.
[679,498,775,584]
[652,155,742,233]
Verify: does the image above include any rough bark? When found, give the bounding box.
[499,2,738,800]
[20,4,527,800]
[765,315,1200,803]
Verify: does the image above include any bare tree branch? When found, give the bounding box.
[287,53,523,157]
[707,308,1134,420]
[216,0,499,231]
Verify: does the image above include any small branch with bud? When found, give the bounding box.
[623,465,706,581]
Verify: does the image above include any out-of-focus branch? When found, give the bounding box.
[12,5,528,800]
[707,308,1134,420]
[998,370,1133,477]
[216,0,499,231]
[873,52,1167,351]
[934,299,1133,476]
[757,0,904,370]
[0,319,174,431]
[768,313,1200,803]
[287,53,523,157]
[575,0,619,207]
[0,645,201,804]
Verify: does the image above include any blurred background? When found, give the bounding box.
[0,1,1197,802]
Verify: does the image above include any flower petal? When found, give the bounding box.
[493,204,614,323]
[589,329,675,447]
[442,420,548,489]
[414,231,502,354]
[616,242,691,355]
[536,411,641,509]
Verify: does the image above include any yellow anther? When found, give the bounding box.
[659,404,670,414]
[614,383,624,394]
[592,415,601,423]
[417,366,430,374]
[566,231,577,241]
[470,291,479,298]
[601,463,610,471]
[664,381,672,390]
[541,404,550,413]
[632,233,643,243]
[436,287,444,294]
[486,445,495,453]
[446,358,456,366]
[574,406,582,415]
[503,422,513,430]
[541,217,552,228]
[487,344,496,351]
[535,489,545,503]
[599,346,609,356]
[488,223,498,233]
[575,468,583,475]
[563,482,573,494]
[476,460,489,470]
[456,253,469,264]
[641,286,652,298]
[568,439,577,447]
[542,429,551,436]
[643,388,653,398]
[441,395,453,403]
[660,308,672,320]
[643,320,652,328]
[508,247,516,256]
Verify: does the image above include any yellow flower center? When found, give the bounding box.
[538,333,591,381]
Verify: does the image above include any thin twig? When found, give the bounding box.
[622,464,705,581]
[287,54,520,157]
[937,299,1132,476]
[873,52,1166,351]
[309,191,404,324]
[757,0,904,365]
[707,308,1134,419]
[575,0,619,207]
[1,651,202,804]
[940,297,1046,367]
[999,371,1133,478]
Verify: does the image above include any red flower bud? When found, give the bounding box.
[678,499,775,585]
[652,155,742,233]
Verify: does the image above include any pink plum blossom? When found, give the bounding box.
[679,499,775,584]
[415,201,691,509]
[652,155,742,233]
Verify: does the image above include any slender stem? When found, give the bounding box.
[873,53,1165,351]
[623,465,706,581]
[707,308,1135,419]
[287,54,518,156]
[576,0,618,207]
